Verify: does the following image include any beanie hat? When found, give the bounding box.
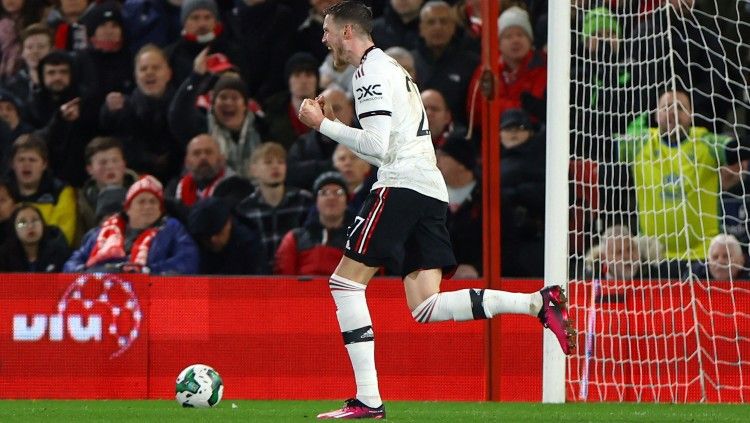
[284,52,319,82]
[188,197,231,238]
[501,108,532,129]
[582,7,621,39]
[180,0,219,26]
[498,6,533,40]
[124,175,164,211]
[0,88,22,113]
[313,171,348,196]
[206,53,237,74]
[212,74,248,102]
[439,134,476,171]
[82,1,123,38]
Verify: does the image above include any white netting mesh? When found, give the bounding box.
[565,0,750,402]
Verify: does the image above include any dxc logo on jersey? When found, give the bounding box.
[356,84,382,100]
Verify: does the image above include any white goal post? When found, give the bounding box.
[544,0,750,403]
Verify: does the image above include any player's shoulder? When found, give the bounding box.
[353,48,400,82]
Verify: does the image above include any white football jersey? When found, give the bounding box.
[319,47,448,203]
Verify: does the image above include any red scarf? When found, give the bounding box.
[289,102,310,136]
[175,168,226,207]
[85,214,159,268]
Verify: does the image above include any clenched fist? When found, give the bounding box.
[298,97,325,130]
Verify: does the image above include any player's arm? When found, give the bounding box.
[318,73,392,162]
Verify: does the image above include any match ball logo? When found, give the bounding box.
[13,274,143,358]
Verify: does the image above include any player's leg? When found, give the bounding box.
[319,188,416,419]
[404,269,542,321]
[401,195,575,354]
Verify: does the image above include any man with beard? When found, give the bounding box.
[297,2,574,418]
[168,133,246,208]
[28,50,97,186]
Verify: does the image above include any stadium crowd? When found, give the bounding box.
[0,0,748,281]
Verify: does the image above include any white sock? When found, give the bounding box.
[329,274,382,408]
[412,289,542,322]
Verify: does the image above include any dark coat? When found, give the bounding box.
[371,6,421,51]
[100,85,181,182]
[262,90,311,151]
[446,180,482,274]
[0,225,71,272]
[197,217,267,275]
[225,0,295,101]
[411,37,479,125]
[164,30,242,89]
[286,131,337,191]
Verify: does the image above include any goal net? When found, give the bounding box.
[564,0,750,402]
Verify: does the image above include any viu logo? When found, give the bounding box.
[13,314,102,342]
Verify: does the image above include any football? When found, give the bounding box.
[175,364,224,408]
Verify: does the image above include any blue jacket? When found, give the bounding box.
[63,216,200,275]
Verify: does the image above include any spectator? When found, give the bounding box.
[77,136,138,235]
[168,133,251,207]
[0,203,71,272]
[275,171,352,275]
[262,52,319,150]
[371,0,424,51]
[121,0,182,54]
[385,45,417,81]
[318,52,355,94]
[32,50,98,186]
[466,5,546,128]
[0,178,18,244]
[411,0,478,125]
[164,0,241,85]
[584,225,662,281]
[295,0,342,64]
[287,86,353,191]
[236,142,313,270]
[64,175,200,274]
[618,90,750,263]
[2,24,53,103]
[635,0,743,130]
[0,0,45,81]
[46,0,96,51]
[79,1,135,111]
[0,88,33,161]
[421,88,460,148]
[690,234,750,281]
[169,64,263,176]
[436,133,481,278]
[332,143,376,214]
[500,108,546,277]
[188,196,266,275]
[7,134,78,245]
[100,44,180,182]
[225,0,296,101]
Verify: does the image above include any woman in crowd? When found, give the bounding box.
[0,203,71,272]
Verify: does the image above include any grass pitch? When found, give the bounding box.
[0,400,746,422]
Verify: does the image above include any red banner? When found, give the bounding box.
[0,274,490,401]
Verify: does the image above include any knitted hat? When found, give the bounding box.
[284,52,319,82]
[582,7,621,39]
[124,175,164,211]
[0,88,22,113]
[439,134,476,171]
[313,171,348,196]
[498,6,533,40]
[188,197,231,238]
[82,1,123,38]
[501,108,532,129]
[180,0,219,26]
[212,74,248,102]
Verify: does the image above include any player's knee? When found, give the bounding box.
[410,293,439,323]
